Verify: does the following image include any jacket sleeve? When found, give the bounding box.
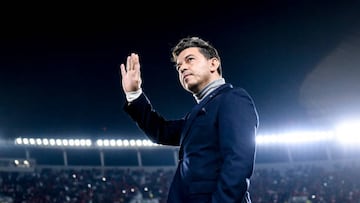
[212,88,259,203]
[123,93,184,146]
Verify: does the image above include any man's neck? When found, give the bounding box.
[193,78,225,103]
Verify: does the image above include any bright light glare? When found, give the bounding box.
[13,123,360,149]
[256,131,333,144]
[335,120,360,144]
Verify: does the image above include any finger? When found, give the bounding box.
[120,64,126,77]
[126,55,131,71]
[133,54,140,71]
[130,53,137,70]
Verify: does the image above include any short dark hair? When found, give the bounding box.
[171,36,222,75]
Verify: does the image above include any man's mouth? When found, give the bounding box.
[183,74,192,80]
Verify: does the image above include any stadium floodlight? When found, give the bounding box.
[42,139,49,145]
[110,139,116,146]
[15,138,22,145]
[335,119,360,145]
[93,138,159,147]
[142,139,149,146]
[13,126,358,149]
[29,138,35,145]
[49,139,56,146]
[130,140,136,146]
[13,159,32,168]
[23,160,30,166]
[82,139,92,146]
[69,139,75,146]
[103,139,110,146]
[96,139,104,146]
[136,139,142,146]
[123,139,130,146]
[14,159,19,165]
[116,139,123,146]
[56,139,62,146]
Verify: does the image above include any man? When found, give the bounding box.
[120,36,259,203]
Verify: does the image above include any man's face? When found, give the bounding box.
[175,47,217,94]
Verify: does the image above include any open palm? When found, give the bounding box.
[120,53,142,92]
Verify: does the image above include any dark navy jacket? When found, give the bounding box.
[124,83,259,203]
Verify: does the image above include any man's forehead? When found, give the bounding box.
[177,47,200,61]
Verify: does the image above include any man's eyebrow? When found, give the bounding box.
[183,54,195,61]
[174,54,195,68]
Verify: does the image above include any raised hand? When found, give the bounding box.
[120,53,142,93]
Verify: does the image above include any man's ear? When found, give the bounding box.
[209,58,220,72]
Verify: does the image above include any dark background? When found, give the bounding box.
[1,1,360,139]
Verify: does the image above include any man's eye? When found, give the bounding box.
[187,57,194,62]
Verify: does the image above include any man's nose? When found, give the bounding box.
[179,64,188,73]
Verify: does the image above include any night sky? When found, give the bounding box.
[1,1,360,139]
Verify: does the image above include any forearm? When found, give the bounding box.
[123,93,183,146]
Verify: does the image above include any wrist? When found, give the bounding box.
[125,88,143,102]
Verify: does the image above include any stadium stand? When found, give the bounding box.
[0,138,359,202]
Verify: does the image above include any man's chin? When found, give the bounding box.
[185,85,198,94]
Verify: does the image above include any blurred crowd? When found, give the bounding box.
[0,162,359,203]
